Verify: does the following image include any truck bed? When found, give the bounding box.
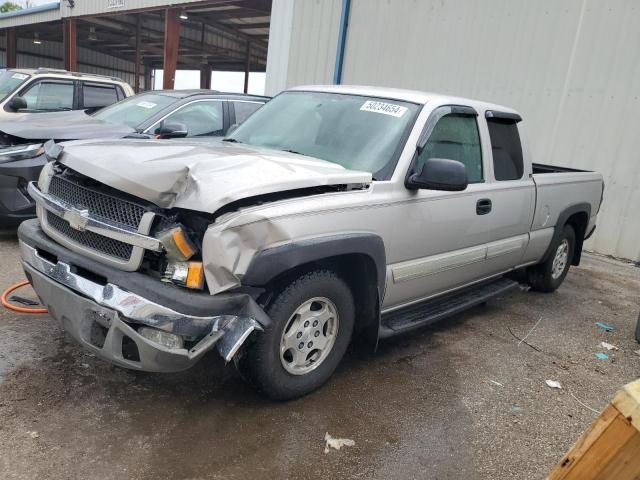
[531,165,604,235]
[532,163,592,174]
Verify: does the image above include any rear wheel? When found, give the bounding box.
[235,269,355,400]
[528,224,576,292]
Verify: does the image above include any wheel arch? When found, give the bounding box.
[542,203,591,266]
[242,233,386,348]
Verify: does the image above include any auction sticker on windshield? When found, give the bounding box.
[12,73,28,80]
[137,101,157,109]
[360,100,407,118]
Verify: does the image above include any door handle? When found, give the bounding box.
[476,198,492,215]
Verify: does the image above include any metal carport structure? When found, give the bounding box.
[0,0,271,92]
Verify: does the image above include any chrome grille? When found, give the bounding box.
[47,211,133,260]
[48,175,145,229]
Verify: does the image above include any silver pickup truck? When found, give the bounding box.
[18,86,604,399]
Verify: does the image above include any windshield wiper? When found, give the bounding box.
[222,137,242,143]
[281,148,306,156]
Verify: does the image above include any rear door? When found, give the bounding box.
[481,112,535,273]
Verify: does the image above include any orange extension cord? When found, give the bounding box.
[1,280,48,314]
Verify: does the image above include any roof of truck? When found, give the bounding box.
[292,85,520,116]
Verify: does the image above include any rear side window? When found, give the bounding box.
[487,119,524,181]
[233,101,263,124]
[83,83,119,108]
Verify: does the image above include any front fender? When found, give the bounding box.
[241,233,387,299]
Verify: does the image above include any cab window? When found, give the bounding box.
[21,80,74,111]
[157,100,223,137]
[487,118,524,181]
[233,101,262,124]
[417,113,483,183]
[83,82,119,109]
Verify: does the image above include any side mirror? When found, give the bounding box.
[157,122,188,139]
[8,96,27,111]
[407,158,468,191]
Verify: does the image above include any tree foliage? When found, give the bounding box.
[0,2,22,13]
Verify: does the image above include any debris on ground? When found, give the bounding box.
[518,317,543,347]
[545,380,562,389]
[595,322,614,332]
[489,380,504,387]
[9,296,41,307]
[27,431,39,439]
[600,342,618,351]
[594,352,609,360]
[635,349,640,357]
[324,433,355,453]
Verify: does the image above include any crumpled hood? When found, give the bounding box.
[0,110,135,141]
[58,138,372,213]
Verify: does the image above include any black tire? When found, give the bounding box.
[528,224,576,292]
[235,269,355,400]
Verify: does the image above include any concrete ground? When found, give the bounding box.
[0,230,638,480]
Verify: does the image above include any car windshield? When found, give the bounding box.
[0,70,31,101]
[92,93,176,128]
[227,91,420,178]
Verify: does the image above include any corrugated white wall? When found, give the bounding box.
[269,0,640,261]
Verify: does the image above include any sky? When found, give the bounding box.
[153,70,266,95]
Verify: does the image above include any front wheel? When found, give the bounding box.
[527,224,576,292]
[235,269,355,400]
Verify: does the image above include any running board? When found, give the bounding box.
[379,277,519,338]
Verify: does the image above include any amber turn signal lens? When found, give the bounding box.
[158,226,198,261]
[172,229,196,259]
[163,261,205,290]
[185,262,204,290]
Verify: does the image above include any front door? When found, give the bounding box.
[383,106,494,310]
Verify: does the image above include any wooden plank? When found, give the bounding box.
[547,404,619,479]
[548,379,640,480]
[560,413,636,479]
[612,379,640,433]
[594,432,640,479]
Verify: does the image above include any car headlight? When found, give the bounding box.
[0,143,45,163]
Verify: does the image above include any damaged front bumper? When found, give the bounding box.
[19,220,269,373]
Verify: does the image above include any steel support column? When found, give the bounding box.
[134,14,142,93]
[63,18,77,71]
[5,28,16,69]
[163,8,180,90]
[144,63,153,91]
[243,41,250,93]
[200,64,212,89]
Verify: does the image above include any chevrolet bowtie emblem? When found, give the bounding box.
[63,208,90,231]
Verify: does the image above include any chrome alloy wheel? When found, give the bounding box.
[551,239,570,279]
[280,297,339,375]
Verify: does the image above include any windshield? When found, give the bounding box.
[93,93,176,128]
[0,70,30,101]
[227,91,419,178]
